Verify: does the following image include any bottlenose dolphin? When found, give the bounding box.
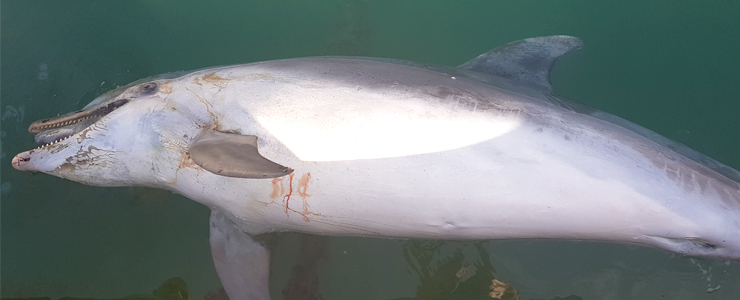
[12,36,740,300]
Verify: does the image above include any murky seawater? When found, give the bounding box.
[2,1,739,299]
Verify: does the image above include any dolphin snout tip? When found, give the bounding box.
[12,153,26,170]
[12,151,38,172]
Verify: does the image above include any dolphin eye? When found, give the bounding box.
[138,82,159,95]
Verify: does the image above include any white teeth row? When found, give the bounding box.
[37,116,95,130]
[34,136,71,150]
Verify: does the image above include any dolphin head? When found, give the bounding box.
[12,78,207,188]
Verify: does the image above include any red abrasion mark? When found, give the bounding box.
[270,177,284,199]
[178,152,200,170]
[11,157,21,167]
[301,209,323,222]
[276,173,320,222]
[298,173,311,199]
[283,206,320,223]
[173,151,205,187]
[297,173,321,222]
[283,173,295,215]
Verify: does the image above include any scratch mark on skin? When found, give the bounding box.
[192,73,229,91]
[201,73,229,88]
[294,213,381,235]
[49,140,71,154]
[260,177,286,206]
[271,177,285,199]
[263,173,378,232]
[266,173,320,222]
[76,127,94,143]
[283,173,295,216]
[298,173,311,199]
[56,145,114,173]
[158,82,174,94]
[12,155,29,167]
[297,173,320,222]
[185,87,216,120]
[175,150,204,187]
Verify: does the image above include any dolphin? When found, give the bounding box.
[12,36,740,300]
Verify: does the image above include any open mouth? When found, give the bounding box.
[24,74,168,148]
[28,98,130,147]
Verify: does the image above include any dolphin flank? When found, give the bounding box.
[12,36,740,300]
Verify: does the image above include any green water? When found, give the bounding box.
[2,0,739,299]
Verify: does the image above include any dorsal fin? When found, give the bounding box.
[458,35,583,92]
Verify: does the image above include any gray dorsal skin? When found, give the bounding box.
[458,35,583,92]
[82,70,192,109]
[189,130,293,179]
[457,36,740,184]
[210,210,271,300]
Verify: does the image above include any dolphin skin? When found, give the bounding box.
[12,36,740,299]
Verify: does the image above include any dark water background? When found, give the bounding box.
[2,1,739,299]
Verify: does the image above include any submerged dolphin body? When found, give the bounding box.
[12,36,740,299]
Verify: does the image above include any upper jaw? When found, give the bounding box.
[23,80,160,148]
[13,96,133,174]
[29,98,130,145]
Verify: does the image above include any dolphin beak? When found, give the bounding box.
[12,138,76,174]
[12,149,55,173]
[13,98,132,174]
[12,150,42,172]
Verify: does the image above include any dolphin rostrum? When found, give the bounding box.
[12,36,740,300]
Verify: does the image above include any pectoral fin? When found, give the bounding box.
[210,210,271,300]
[189,130,293,179]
